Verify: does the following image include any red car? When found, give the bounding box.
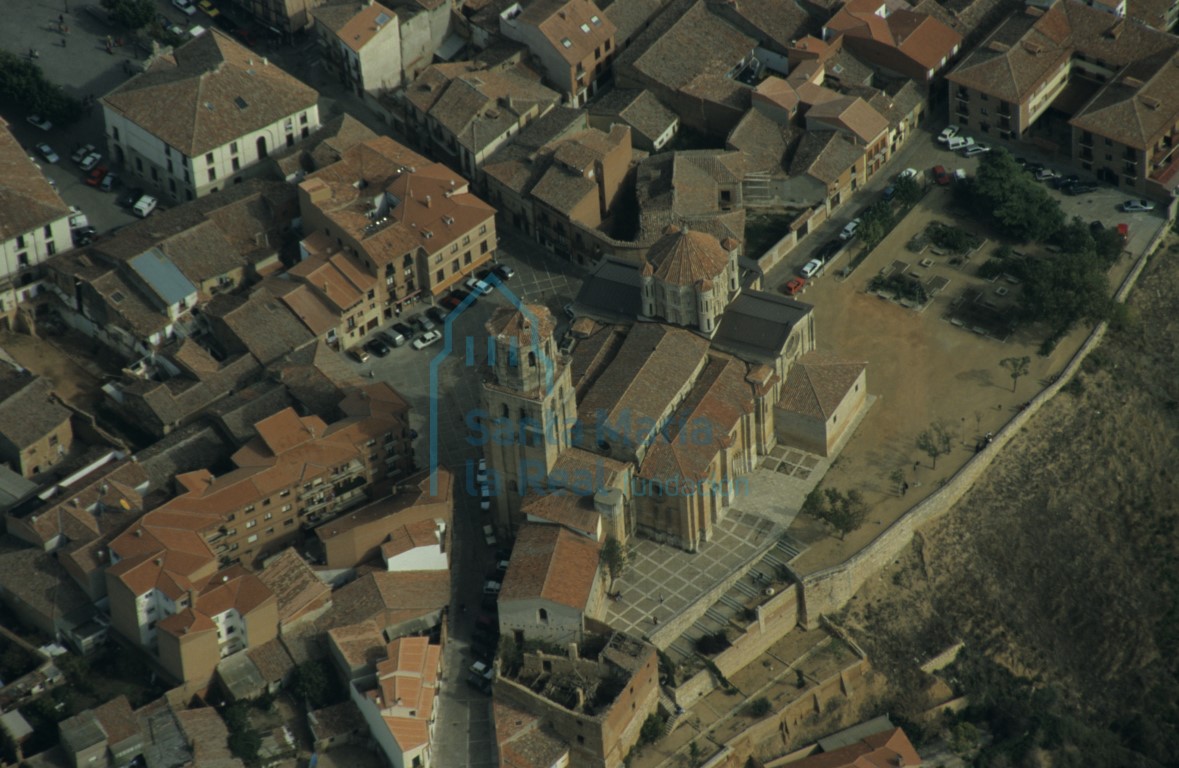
[85,166,109,186]
[784,277,806,295]
[932,165,951,186]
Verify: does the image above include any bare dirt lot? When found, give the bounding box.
[837,233,1179,764]
[785,188,1120,574]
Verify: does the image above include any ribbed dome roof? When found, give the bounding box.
[645,229,729,286]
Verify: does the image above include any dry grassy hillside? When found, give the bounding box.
[840,239,1179,767]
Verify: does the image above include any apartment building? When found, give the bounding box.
[351,636,442,768]
[314,1,404,100]
[297,136,498,341]
[947,0,1179,197]
[0,119,72,330]
[101,30,320,204]
[499,0,618,106]
[822,0,963,85]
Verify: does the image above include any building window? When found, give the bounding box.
[112,127,120,141]
[205,152,214,164]
[47,241,56,256]
[232,157,240,171]
[282,504,292,512]
[463,235,470,245]
[247,534,258,544]
[436,269,444,282]
[246,520,257,529]
[538,608,548,622]
[263,512,273,521]
[230,142,238,154]
[452,259,459,272]
[464,251,472,265]
[480,242,488,254]
[300,112,309,124]
[479,224,487,235]
[135,157,143,172]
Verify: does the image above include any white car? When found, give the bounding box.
[799,259,823,279]
[839,219,860,241]
[133,195,158,218]
[898,167,918,181]
[480,484,491,511]
[476,458,488,485]
[68,206,89,229]
[79,152,102,171]
[962,144,991,157]
[172,0,197,15]
[26,115,52,131]
[36,144,59,163]
[936,126,959,144]
[71,144,96,164]
[483,580,501,596]
[946,135,974,152]
[464,275,494,295]
[411,329,442,350]
[483,524,497,547]
[1121,199,1156,212]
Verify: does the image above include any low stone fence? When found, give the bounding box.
[796,219,1171,626]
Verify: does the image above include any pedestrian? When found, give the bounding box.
[902,481,909,496]
[659,593,664,604]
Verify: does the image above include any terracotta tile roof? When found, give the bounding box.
[315,469,453,542]
[309,700,366,742]
[638,354,753,482]
[101,30,317,156]
[324,569,450,629]
[0,538,90,629]
[635,150,745,243]
[264,279,341,336]
[381,519,444,561]
[590,89,678,145]
[529,125,630,216]
[175,707,243,766]
[777,352,866,420]
[157,607,217,635]
[788,130,864,186]
[644,226,731,286]
[484,107,592,193]
[753,76,801,114]
[616,0,757,93]
[301,137,496,267]
[92,696,140,747]
[409,64,562,155]
[790,727,921,768]
[551,447,630,492]
[806,96,889,144]
[727,109,796,175]
[1070,49,1179,149]
[0,374,68,452]
[711,0,816,51]
[257,549,331,624]
[500,523,601,610]
[1127,0,1175,29]
[494,699,570,768]
[520,491,601,538]
[316,1,398,52]
[518,0,617,66]
[578,324,711,453]
[194,567,275,617]
[328,620,386,671]
[246,637,296,684]
[0,119,71,241]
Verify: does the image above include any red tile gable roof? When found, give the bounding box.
[500,523,601,610]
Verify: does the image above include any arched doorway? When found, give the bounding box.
[256,136,267,159]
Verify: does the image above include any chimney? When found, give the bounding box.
[567,642,579,660]
[425,195,432,207]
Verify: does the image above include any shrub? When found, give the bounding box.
[748,697,772,717]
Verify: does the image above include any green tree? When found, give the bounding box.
[600,536,628,592]
[802,487,870,540]
[1019,251,1112,333]
[223,703,260,765]
[916,423,953,469]
[102,0,156,30]
[291,660,334,709]
[748,697,772,717]
[0,52,83,124]
[894,175,922,206]
[638,712,666,745]
[963,150,1065,242]
[1000,355,1031,393]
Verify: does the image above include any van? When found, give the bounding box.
[132,195,158,218]
[946,136,974,152]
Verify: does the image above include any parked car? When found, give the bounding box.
[348,347,370,363]
[464,275,494,295]
[26,115,52,131]
[173,0,197,15]
[99,172,118,192]
[158,14,184,35]
[467,661,494,691]
[954,168,967,182]
[839,218,860,241]
[559,333,577,355]
[563,303,576,319]
[799,259,822,279]
[482,524,497,547]
[379,329,407,348]
[85,167,109,186]
[882,185,896,202]
[480,484,491,511]
[72,226,98,246]
[932,165,951,186]
[476,458,488,485]
[1089,220,1105,235]
[962,143,991,157]
[1065,183,1097,196]
[79,152,102,171]
[198,0,220,15]
[410,313,436,333]
[71,144,96,164]
[412,330,442,350]
[365,338,391,357]
[36,144,59,163]
[936,126,959,144]
[392,321,416,339]
[426,305,450,325]
[946,135,974,152]
[132,194,157,217]
[68,206,89,229]
[1121,199,1156,212]
[783,277,806,296]
[117,187,145,208]
[898,167,919,181]
[492,264,515,281]
[1035,168,1059,182]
